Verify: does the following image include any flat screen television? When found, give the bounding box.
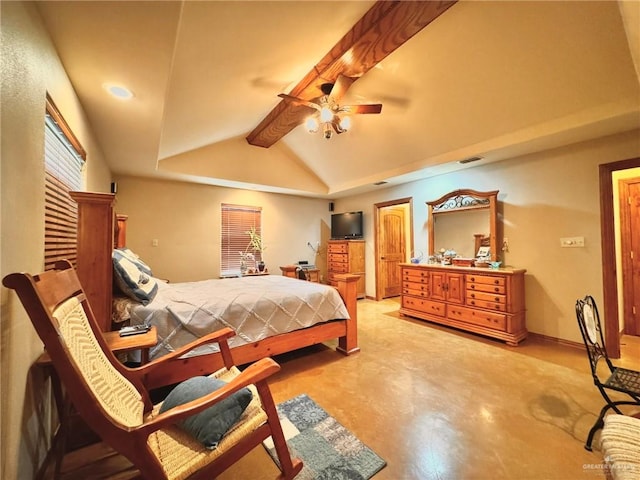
[331,211,364,239]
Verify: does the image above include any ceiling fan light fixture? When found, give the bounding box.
[305,116,319,133]
[338,115,351,132]
[320,105,333,123]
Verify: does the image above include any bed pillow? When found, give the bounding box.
[159,376,253,449]
[115,247,153,275]
[112,250,158,304]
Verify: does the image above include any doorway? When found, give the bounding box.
[374,198,413,301]
[601,157,640,358]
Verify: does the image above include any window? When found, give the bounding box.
[44,94,86,270]
[221,204,262,276]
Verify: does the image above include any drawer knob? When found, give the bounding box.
[494,280,499,285]
[470,293,475,298]
[494,288,499,292]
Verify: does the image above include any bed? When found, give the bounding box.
[72,192,359,390]
[113,270,358,388]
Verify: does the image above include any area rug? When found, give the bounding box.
[263,394,386,480]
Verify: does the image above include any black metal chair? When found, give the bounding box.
[575,295,640,450]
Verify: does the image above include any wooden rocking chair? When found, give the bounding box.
[3,260,302,479]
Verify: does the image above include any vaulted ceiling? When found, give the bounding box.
[36,1,640,198]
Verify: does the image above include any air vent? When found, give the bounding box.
[373,181,388,186]
[458,156,483,165]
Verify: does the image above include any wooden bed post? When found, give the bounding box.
[334,273,360,355]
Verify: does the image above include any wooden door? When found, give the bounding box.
[620,177,640,336]
[379,207,406,298]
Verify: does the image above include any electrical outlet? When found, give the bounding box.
[152,239,159,247]
[560,236,584,248]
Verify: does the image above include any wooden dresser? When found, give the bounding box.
[399,263,527,345]
[328,240,365,299]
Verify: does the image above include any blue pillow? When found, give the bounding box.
[112,250,158,304]
[115,248,153,275]
[159,376,253,449]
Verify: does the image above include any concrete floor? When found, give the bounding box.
[51,297,640,480]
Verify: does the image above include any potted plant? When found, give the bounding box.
[244,227,266,272]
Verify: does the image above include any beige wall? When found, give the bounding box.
[113,176,332,283]
[335,129,640,344]
[1,3,111,478]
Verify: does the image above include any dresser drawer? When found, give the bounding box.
[328,243,348,254]
[328,253,347,263]
[466,274,505,294]
[448,305,506,330]
[328,262,349,273]
[402,296,445,317]
[402,282,429,297]
[402,269,428,283]
[466,298,506,312]
[466,274,505,286]
[466,290,506,311]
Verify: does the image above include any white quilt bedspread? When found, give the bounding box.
[129,275,350,360]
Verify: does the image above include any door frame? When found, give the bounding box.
[600,157,640,358]
[374,197,413,301]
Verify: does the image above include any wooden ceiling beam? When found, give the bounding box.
[246,0,457,148]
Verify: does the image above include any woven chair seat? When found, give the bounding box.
[600,415,640,480]
[606,368,640,393]
[147,366,268,480]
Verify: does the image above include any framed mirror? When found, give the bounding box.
[426,189,499,261]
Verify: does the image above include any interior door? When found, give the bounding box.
[620,177,640,336]
[379,206,406,298]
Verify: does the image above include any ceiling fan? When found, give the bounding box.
[278,74,382,139]
[246,0,457,148]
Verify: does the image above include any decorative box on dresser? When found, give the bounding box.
[328,240,366,299]
[399,263,527,345]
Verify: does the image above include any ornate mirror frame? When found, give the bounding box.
[426,189,499,261]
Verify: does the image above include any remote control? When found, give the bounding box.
[119,325,151,337]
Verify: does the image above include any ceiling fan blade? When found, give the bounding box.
[340,104,383,114]
[328,74,355,102]
[278,93,320,111]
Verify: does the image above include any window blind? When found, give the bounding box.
[221,204,262,276]
[44,95,85,271]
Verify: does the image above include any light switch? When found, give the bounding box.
[560,236,584,248]
[152,239,159,247]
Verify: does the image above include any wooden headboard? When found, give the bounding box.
[71,191,127,332]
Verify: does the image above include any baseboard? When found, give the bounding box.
[527,332,584,350]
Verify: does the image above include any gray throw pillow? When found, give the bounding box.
[159,376,253,449]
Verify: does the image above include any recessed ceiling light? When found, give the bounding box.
[103,83,134,100]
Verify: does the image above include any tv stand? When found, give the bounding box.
[328,240,365,299]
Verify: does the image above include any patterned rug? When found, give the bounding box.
[263,394,386,480]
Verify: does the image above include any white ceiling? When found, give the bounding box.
[37,1,640,199]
